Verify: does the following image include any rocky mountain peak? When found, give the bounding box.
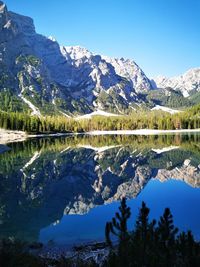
[62,45,93,60]
[0,1,6,12]
[102,55,153,93]
[0,1,8,27]
[0,1,35,38]
[152,68,200,97]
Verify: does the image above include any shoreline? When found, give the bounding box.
[0,129,27,145]
[1,128,200,146]
[86,129,200,135]
[37,241,109,264]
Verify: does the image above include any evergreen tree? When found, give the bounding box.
[157,208,178,266]
[105,198,131,266]
[133,202,157,266]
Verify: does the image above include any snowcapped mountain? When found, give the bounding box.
[152,68,200,97]
[0,1,199,116]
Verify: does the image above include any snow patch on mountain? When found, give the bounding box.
[75,109,120,119]
[48,36,57,42]
[19,95,41,116]
[151,105,181,114]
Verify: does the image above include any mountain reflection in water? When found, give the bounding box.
[0,134,200,244]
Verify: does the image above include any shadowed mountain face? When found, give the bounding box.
[0,134,200,242]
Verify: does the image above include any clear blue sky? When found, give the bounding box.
[3,0,200,77]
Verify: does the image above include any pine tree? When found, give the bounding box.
[105,198,131,267]
[105,198,131,246]
[133,202,157,266]
[157,208,178,266]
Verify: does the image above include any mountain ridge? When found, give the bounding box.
[0,1,199,116]
[152,67,200,97]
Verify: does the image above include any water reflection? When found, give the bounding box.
[0,134,200,244]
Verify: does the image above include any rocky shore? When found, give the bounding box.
[33,242,110,266]
[0,128,27,145]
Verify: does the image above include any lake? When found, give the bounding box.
[0,133,200,246]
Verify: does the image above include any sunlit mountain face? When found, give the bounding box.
[0,1,200,117]
[0,134,200,244]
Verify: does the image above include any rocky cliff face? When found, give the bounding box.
[152,68,200,97]
[102,56,153,93]
[155,158,200,188]
[0,2,153,115]
[1,1,199,116]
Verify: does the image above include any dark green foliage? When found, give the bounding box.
[54,96,92,115]
[105,199,200,267]
[1,102,200,133]
[157,208,178,246]
[131,202,157,266]
[97,88,130,114]
[106,198,131,246]
[16,55,41,67]
[0,110,82,133]
[105,198,131,266]
[0,239,45,267]
[145,87,192,108]
[177,231,200,266]
[155,208,179,266]
[189,91,200,105]
[0,90,29,113]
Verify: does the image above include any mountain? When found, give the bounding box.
[0,1,199,116]
[143,87,192,108]
[101,55,153,93]
[60,46,149,113]
[152,68,200,97]
[0,2,153,116]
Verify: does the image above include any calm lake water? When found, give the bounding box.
[0,134,200,246]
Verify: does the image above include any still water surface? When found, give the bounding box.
[0,134,200,245]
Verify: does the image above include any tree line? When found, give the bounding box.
[0,104,200,133]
